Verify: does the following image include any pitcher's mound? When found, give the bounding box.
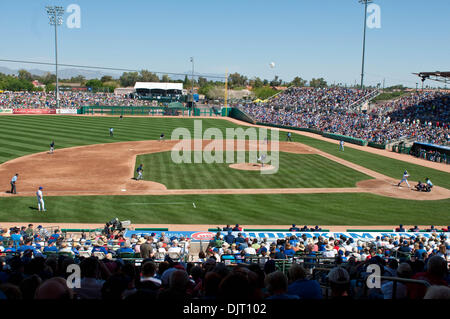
[229,163,275,171]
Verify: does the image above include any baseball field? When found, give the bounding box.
[0,115,449,226]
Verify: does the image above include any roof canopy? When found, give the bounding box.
[134,82,183,90]
[413,71,450,84]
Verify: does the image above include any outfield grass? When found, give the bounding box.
[0,116,247,164]
[0,193,449,225]
[136,151,371,189]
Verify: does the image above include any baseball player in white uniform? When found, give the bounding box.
[397,170,410,188]
[36,186,46,211]
[339,140,344,151]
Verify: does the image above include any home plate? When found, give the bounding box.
[121,189,127,192]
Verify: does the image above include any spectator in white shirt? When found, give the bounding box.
[59,242,74,255]
[323,245,336,258]
[168,240,182,254]
[244,246,257,255]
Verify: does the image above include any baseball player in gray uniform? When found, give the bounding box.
[257,154,267,167]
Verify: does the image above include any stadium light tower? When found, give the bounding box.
[359,0,372,90]
[46,6,65,108]
[190,57,195,94]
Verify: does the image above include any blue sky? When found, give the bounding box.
[0,0,449,87]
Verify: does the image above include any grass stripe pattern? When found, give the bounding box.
[135,151,371,189]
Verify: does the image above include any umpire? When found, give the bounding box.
[10,173,18,194]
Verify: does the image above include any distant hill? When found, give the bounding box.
[0,65,120,79]
[0,65,225,82]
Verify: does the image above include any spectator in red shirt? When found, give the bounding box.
[232,224,242,231]
[409,256,449,299]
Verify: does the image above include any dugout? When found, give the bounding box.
[410,142,450,164]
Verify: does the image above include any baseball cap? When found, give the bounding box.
[39,187,43,190]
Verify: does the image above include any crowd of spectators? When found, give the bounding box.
[0,223,449,300]
[376,90,450,125]
[264,87,377,111]
[0,225,190,260]
[241,89,450,146]
[0,91,155,108]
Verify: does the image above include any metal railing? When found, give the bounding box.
[348,89,381,111]
[378,276,431,299]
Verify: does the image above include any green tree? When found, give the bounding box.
[386,84,406,91]
[45,83,55,92]
[68,75,86,84]
[100,75,113,83]
[41,72,56,85]
[290,76,307,87]
[254,77,263,88]
[183,75,191,87]
[309,77,328,88]
[249,77,263,88]
[119,72,139,87]
[0,76,33,91]
[85,79,103,90]
[197,76,208,88]
[228,72,248,88]
[139,70,159,82]
[198,84,212,96]
[161,74,170,82]
[269,75,282,88]
[18,69,33,82]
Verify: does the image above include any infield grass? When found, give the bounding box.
[135,151,371,189]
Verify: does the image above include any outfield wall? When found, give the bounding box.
[0,108,77,115]
[78,106,224,117]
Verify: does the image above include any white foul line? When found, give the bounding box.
[122,202,193,206]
